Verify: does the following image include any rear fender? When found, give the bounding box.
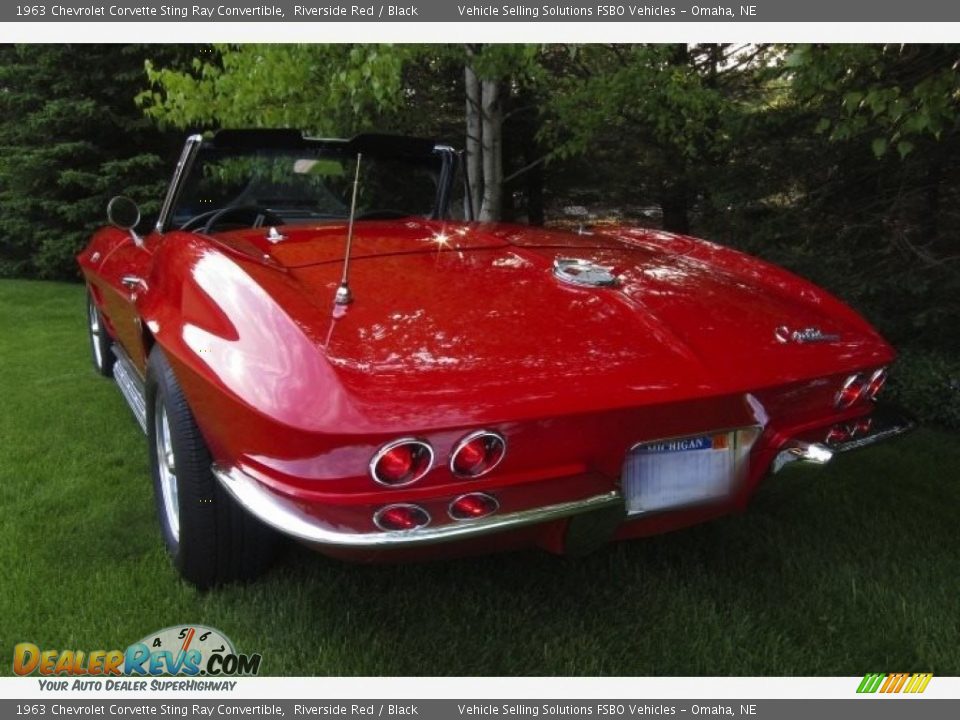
[135,233,366,463]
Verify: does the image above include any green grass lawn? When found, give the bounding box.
[1,278,958,676]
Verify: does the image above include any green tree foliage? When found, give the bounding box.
[542,44,773,232]
[138,44,542,221]
[3,43,959,425]
[139,45,417,134]
[740,45,960,348]
[0,45,182,279]
[787,44,960,160]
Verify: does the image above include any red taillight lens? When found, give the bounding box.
[374,504,430,531]
[835,374,865,409]
[852,417,873,435]
[449,493,499,521]
[370,439,433,486]
[450,431,506,478]
[864,368,887,401]
[454,439,486,472]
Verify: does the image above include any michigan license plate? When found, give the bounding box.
[622,430,757,515]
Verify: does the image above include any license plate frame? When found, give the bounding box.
[622,427,760,515]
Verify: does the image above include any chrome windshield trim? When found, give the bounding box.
[212,464,622,549]
[155,133,204,233]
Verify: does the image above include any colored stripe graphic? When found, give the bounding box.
[857,673,885,693]
[857,673,933,694]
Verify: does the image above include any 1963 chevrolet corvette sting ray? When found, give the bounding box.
[78,130,913,587]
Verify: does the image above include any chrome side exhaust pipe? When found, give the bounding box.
[772,441,834,474]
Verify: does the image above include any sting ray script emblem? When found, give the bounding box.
[775,325,840,344]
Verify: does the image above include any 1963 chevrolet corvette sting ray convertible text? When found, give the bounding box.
[78,130,914,587]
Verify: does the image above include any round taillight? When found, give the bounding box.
[369,439,433,486]
[864,368,887,401]
[835,374,865,409]
[373,504,430,531]
[852,417,873,436]
[450,431,506,478]
[449,492,500,521]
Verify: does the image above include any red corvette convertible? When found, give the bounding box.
[79,130,913,587]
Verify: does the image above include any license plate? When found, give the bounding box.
[622,428,758,514]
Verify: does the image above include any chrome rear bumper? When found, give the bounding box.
[212,464,622,549]
[772,404,915,473]
[213,405,914,549]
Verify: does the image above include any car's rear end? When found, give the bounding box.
[171,220,911,560]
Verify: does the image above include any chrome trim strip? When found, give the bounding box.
[212,464,622,549]
[112,345,147,434]
[373,503,431,532]
[368,437,435,487]
[156,134,204,233]
[449,429,507,478]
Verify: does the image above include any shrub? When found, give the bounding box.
[886,348,960,431]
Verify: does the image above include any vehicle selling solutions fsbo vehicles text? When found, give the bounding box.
[455,5,757,18]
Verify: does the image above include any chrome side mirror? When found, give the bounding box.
[107,196,143,245]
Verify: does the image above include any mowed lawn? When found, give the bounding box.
[1,278,958,676]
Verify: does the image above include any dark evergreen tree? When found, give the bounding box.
[0,45,184,279]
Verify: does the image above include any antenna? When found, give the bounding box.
[335,152,362,306]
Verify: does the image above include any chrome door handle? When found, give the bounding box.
[121,275,146,291]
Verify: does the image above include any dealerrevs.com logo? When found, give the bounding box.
[13,625,261,679]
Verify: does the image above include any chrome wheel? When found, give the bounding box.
[154,400,180,542]
[88,299,103,369]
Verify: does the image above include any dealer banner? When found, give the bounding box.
[2,700,960,719]
[4,0,960,22]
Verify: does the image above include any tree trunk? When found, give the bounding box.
[660,44,692,234]
[526,159,545,226]
[661,176,690,234]
[921,154,942,246]
[479,78,503,222]
[464,61,483,219]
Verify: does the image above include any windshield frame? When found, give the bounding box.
[155,130,458,234]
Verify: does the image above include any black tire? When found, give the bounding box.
[87,290,115,377]
[146,345,280,588]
